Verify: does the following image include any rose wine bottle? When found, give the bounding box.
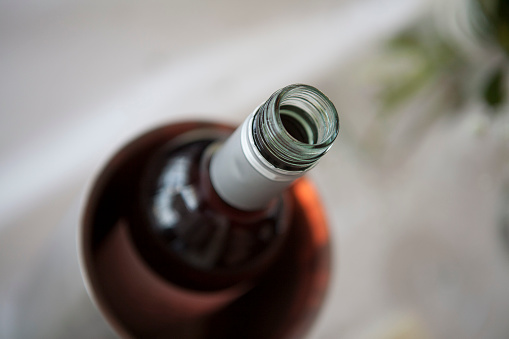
[9,84,339,339]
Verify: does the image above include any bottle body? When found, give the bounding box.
[6,84,338,338]
[82,121,331,338]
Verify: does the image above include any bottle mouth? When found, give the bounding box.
[253,84,339,171]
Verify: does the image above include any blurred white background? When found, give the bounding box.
[1,0,509,338]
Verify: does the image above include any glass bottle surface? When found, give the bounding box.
[82,122,332,339]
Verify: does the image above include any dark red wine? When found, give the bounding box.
[82,122,331,339]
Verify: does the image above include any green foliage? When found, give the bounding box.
[483,66,506,109]
[378,28,466,113]
[478,0,509,55]
[378,4,508,115]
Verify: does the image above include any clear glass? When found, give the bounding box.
[253,84,339,171]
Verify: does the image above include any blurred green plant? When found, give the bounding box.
[476,0,509,55]
[379,29,466,113]
[377,0,508,115]
[483,66,506,108]
[352,0,508,165]
[476,0,508,111]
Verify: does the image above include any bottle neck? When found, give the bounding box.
[210,84,338,211]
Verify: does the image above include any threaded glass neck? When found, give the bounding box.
[252,84,339,171]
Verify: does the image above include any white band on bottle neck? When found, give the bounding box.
[210,110,305,211]
[241,111,304,181]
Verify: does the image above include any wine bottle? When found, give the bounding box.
[10,84,339,339]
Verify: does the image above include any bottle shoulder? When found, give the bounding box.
[85,122,291,291]
[130,136,291,290]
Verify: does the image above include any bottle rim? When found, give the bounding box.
[253,84,339,170]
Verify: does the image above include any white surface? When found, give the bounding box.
[2,0,509,338]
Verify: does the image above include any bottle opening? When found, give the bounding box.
[253,84,339,171]
[280,105,318,145]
